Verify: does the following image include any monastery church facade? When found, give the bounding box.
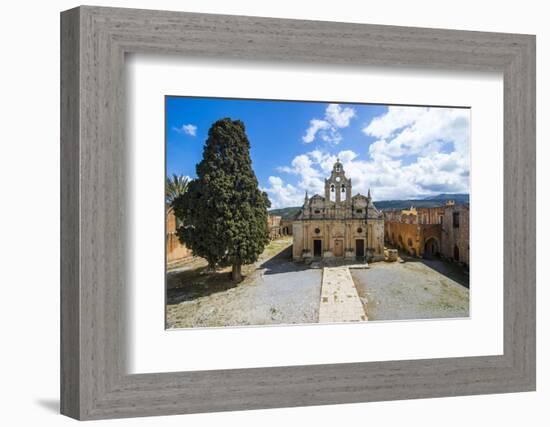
[292,160,384,262]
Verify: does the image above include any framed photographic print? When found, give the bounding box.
[61,6,536,420]
[164,97,471,330]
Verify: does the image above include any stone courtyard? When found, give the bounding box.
[351,260,469,321]
[166,238,469,328]
[167,237,322,328]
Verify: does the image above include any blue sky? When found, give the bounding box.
[166,96,470,209]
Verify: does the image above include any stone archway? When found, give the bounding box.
[424,237,440,258]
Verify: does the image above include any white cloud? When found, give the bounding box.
[302,119,330,143]
[302,103,356,144]
[262,176,303,209]
[273,147,469,206]
[336,150,358,163]
[276,154,324,195]
[173,123,197,136]
[363,106,425,139]
[325,104,356,127]
[402,152,469,194]
[269,106,470,207]
[363,107,470,159]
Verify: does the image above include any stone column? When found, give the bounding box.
[368,224,373,248]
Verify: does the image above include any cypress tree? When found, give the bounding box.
[173,118,271,282]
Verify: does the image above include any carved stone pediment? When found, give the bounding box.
[332,224,345,237]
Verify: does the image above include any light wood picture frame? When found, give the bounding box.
[60,5,536,420]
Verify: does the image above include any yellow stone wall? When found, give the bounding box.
[166,208,192,264]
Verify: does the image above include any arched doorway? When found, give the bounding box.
[454,245,460,261]
[424,237,440,258]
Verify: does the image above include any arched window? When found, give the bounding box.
[341,184,347,200]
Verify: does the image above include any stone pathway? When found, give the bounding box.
[319,266,367,323]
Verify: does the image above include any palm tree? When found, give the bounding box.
[166,174,189,206]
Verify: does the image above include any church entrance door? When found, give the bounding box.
[355,239,365,258]
[313,239,322,257]
[334,239,344,257]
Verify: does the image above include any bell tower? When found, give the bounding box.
[324,159,352,204]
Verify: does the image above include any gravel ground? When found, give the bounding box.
[351,259,469,321]
[167,243,322,329]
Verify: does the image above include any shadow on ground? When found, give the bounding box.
[398,252,469,288]
[259,246,311,275]
[167,243,299,304]
[166,268,240,305]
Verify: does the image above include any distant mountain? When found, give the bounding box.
[268,206,302,219]
[422,193,469,203]
[375,193,469,211]
[268,193,469,218]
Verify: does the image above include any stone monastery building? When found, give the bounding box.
[292,160,384,261]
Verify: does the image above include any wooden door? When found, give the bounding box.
[355,239,365,257]
[334,239,343,257]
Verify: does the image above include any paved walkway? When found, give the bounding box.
[319,266,367,323]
